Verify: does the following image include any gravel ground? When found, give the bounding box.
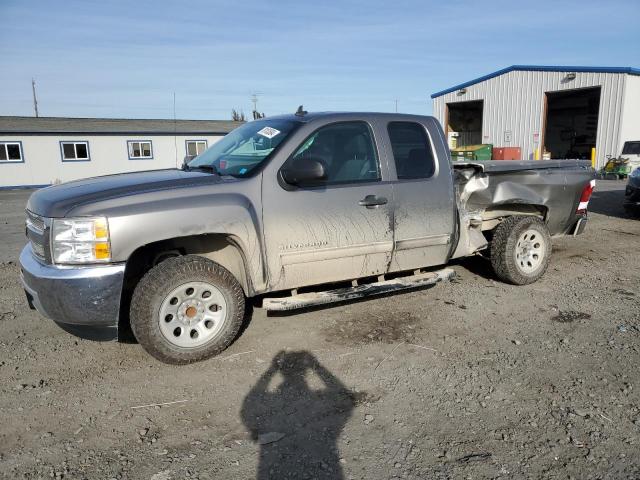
[0,180,639,480]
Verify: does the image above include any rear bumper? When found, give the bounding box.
[19,244,125,339]
[571,215,588,236]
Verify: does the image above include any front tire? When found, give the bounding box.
[130,255,245,364]
[490,216,551,285]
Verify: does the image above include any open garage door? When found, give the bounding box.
[543,87,600,160]
[446,100,483,148]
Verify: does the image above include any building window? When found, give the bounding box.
[186,140,207,157]
[60,141,90,161]
[0,142,24,163]
[387,122,436,179]
[127,140,153,159]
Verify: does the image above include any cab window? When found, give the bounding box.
[290,121,380,185]
[387,122,436,179]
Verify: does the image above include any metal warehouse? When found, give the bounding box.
[0,117,241,188]
[431,65,640,168]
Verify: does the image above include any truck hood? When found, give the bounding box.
[27,169,223,218]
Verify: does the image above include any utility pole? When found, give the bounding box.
[173,92,178,166]
[251,92,264,119]
[32,78,39,117]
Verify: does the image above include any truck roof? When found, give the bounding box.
[266,111,436,123]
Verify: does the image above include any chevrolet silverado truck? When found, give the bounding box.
[20,111,595,364]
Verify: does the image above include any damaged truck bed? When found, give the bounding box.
[21,111,596,363]
[451,159,594,260]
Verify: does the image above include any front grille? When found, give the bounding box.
[25,210,48,261]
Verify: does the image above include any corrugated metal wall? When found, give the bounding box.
[433,70,629,168]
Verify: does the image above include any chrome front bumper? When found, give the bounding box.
[19,244,125,333]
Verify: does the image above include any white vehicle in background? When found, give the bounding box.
[621,141,640,171]
[602,141,640,180]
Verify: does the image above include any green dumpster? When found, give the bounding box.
[450,144,493,161]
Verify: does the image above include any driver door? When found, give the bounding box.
[261,120,394,291]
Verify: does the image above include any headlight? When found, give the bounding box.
[51,217,111,264]
[631,168,640,178]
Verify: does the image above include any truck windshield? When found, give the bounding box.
[188,119,300,177]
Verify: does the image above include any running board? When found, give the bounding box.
[262,268,456,311]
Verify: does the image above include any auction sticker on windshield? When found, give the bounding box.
[257,127,280,139]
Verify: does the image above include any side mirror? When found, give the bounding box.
[281,157,327,186]
[182,155,196,169]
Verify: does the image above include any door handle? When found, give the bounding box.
[358,194,388,208]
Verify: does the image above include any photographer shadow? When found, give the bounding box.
[241,351,356,479]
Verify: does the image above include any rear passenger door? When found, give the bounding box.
[385,119,456,271]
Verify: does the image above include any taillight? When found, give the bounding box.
[219,160,227,169]
[576,179,596,214]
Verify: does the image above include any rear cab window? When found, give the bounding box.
[387,122,436,179]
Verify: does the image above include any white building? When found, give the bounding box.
[431,65,640,168]
[0,117,242,188]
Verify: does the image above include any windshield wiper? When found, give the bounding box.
[184,164,220,175]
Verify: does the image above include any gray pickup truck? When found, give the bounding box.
[20,111,595,364]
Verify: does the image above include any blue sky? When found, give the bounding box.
[1,0,638,119]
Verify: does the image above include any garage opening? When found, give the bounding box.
[446,100,483,148]
[544,87,600,160]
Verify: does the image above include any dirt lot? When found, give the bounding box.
[1,181,639,479]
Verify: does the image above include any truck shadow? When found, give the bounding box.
[588,186,633,219]
[450,255,495,281]
[241,350,357,479]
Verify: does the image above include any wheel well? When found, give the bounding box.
[480,204,548,231]
[118,234,251,335]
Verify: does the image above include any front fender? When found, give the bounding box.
[66,178,267,292]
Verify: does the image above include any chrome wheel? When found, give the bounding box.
[158,281,228,348]
[514,228,546,274]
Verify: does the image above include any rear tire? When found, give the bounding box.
[490,216,551,285]
[130,255,245,364]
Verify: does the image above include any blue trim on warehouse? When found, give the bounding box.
[59,140,91,163]
[0,140,25,164]
[431,65,640,98]
[126,139,154,160]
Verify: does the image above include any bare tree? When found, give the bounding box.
[231,109,246,122]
